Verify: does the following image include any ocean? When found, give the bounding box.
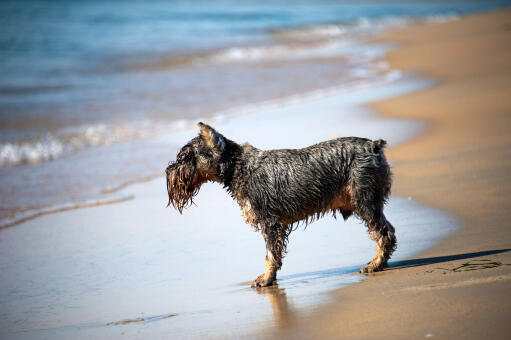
[1,0,509,226]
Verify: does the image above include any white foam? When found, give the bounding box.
[273,24,347,40]
[207,39,349,63]
[0,136,65,166]
[0,120,193,167]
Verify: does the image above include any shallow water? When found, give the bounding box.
[0,176,459,340]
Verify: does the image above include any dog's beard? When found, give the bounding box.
[166,162,203,213]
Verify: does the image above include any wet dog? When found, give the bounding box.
[166,123,396,287]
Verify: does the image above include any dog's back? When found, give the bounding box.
[232,137,390,227]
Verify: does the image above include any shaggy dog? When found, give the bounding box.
[166,123,396,287]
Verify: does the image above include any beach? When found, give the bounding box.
[1,3,511,340]
[263,9,511,340]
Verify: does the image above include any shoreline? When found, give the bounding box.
[264,9,511,340]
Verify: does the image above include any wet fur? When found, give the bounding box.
[166,123,397,287]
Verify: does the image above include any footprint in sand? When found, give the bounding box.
[436,259,510,273]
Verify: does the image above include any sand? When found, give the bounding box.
[262,9,511,340]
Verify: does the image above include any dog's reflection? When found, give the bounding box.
[254,284,295,328]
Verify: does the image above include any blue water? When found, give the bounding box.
[0,0,509,227]
[1,1,509,86]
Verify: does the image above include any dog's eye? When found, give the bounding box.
[177,149,196,164]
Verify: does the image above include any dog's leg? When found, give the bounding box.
[360,214,397,273]
[254,223,289,287]
[254,251,278,288]
[381,217,397,266]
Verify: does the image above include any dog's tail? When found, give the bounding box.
[373,139,387,152]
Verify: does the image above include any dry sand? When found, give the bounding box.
[262,9,511,340]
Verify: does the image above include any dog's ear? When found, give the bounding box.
[198,122,226,151]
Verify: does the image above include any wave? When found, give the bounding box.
[206,15,458,64]
[131,14,458,70]
[0,120,192,167]
[207,39,347,63]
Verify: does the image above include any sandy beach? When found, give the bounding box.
[264,9,511,340]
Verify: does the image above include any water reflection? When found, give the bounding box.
[251,264,362,332]
[254,285,295,328]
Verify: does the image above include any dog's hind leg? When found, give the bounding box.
[360,214,397,273]
[254,223,290,287]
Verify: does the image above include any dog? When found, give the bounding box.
[166,122,396,287]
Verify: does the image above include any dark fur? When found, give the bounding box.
[166,123,397,287]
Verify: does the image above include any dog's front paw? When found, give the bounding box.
[252,274,275,287]
[359,261,385,274]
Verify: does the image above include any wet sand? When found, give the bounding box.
[265,9,511,340]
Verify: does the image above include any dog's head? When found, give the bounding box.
[165,122,227,213]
